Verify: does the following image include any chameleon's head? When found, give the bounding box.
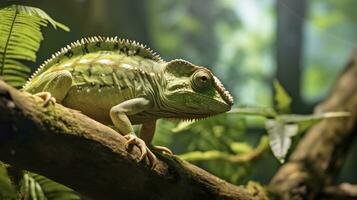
[163,59,234,120]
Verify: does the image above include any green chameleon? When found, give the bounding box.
[23,36,234,166]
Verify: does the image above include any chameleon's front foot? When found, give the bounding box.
[124,134,158,167]
[34,92,56,107]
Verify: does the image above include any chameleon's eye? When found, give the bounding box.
[191,69,212,91]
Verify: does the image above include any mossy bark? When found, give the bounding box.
[0,80,266,200]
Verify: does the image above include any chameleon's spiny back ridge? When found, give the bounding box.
[23,36,163,88]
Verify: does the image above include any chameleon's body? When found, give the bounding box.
[23,36,233,166]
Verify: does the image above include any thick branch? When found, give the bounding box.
[269,51,357,199]
[0,80,265,200]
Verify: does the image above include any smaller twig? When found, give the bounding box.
[320,183,357,200]
[229,107,277,118]
[178,136,269,164]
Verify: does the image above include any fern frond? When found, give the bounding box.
[16,6,70,32]
[0,5,69,87]
[21,172,80,200]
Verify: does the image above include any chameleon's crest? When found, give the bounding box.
[23,36,163,88]
[213,76,234,106]
[165,59,197,76]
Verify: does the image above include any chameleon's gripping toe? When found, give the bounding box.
[151,145,173,155]
[34,92,56,107]
[124,134,158,168]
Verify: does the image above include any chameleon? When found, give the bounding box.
[23,36,234,167]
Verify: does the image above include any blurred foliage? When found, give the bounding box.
[303,0,357,102]
[0,164,16,200]
[0,0,356,197]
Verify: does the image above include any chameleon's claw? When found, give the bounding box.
[124,134,158,168]
[151,145,173,155]
[34,92,56,107]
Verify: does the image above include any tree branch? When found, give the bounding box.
[320,183,357,200]
[269,51,357,199]
[0,80,266,200]
[178,136,269,164]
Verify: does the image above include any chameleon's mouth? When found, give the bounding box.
[165,116,212,123]
[181,115,213,122]
[165,112,218,122]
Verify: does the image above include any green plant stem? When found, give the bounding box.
[178,136,269,163]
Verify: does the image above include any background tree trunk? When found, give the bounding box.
[270,51,357,200]
[276,0,308,113]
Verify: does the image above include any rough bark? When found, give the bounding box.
[0,80,266,200]
[269,52,357,199]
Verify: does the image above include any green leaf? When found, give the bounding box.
[274,80,292,114]
[266,118,298,163]
[266,112,349,163]
[16,5,70,31]
[0,5,69,87]
[21,172,80,200]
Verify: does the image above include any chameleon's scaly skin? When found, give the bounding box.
[23,36,234,166]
